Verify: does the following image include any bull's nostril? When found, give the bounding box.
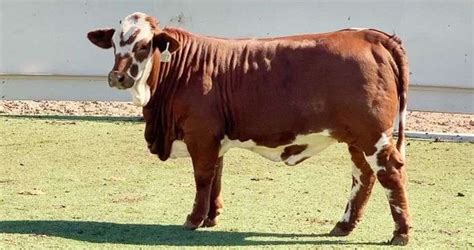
[117,73,125,82]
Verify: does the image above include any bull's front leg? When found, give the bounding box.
[203,156,224,227]
[183,137,220,230]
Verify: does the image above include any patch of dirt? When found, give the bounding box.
[104,176,126,182]
[17,188,45,195]
[305,218,334,225]
[1,100,473,133]
[438,229,462,236]
[407,111,473,134]
[250,177,274,181]
[0,100,141,117]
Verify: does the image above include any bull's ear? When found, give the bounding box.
[153,32,180,53]
[87,28,115,49]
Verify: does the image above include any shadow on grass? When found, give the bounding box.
[0,220,387,246]
[0,114,143,122]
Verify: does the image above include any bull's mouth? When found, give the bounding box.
[114,81,135,90]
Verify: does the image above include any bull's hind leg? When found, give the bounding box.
[330,145,376,236]
[365,133,411,246]
[203,156,224,227]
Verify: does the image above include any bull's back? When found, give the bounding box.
[228,29,399,145]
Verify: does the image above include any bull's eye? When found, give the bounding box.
[134,41,151,62]
[138,44,149,52]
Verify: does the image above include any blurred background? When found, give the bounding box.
[0,0,472,113]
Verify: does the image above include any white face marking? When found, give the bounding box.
[112,12,154,107]
[113,12,153,56]
[340,164,363,223]
[219,130,336,165]
[364,133,390,173]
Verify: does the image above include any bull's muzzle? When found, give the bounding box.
[108,71,134,89]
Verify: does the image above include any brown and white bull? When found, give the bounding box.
[87,12,411,245]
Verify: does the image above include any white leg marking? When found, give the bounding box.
[364,133,390,173]
[341,203,351,223]
[385,188,393,201]
[399,106,407,159]
[340,164,362,223]
[364,133,405,229]
[391,205,403,214]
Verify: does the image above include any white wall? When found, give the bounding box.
[0,0,473,113]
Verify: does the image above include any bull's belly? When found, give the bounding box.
[169,130,336,166]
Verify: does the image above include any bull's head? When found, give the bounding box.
[87,12,180,106]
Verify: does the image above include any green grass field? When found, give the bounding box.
[1,116,473,249]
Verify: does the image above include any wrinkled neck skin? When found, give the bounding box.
[141,29,192,159]
[144,29,192,108]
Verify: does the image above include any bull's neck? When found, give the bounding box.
[142,29,194,157]
[153,29,192,94]
[147,29,256,105]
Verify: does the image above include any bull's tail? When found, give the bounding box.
[396,55,408,160]
[384,32,409,159]
[370,29,409,159]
